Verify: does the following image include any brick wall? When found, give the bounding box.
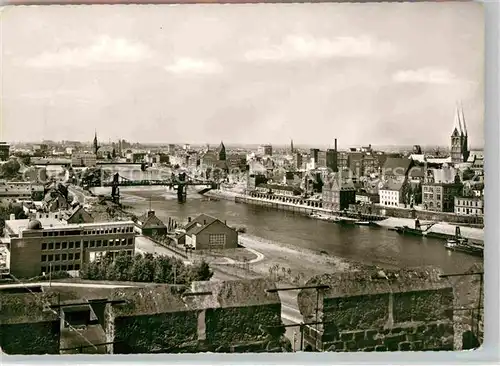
[298,268,454,352]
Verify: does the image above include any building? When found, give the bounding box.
[63,205,94,224]
[326,139,339,172]
[4,218,135,278]
[0,142,10,161]
[71,152,97,167]
[183,214,238,251]
[134,210,168,236]
[310,149,319,164]
[0,181,44,201]
[321,173,356,211]
[450,104,470,164]
[293,152,303,170]
[255,183,302,197]
[422,180,463,212]
[379,180,406,207]
[381,157,413,182]
[258,144,273,157]
[454,196,484,216]
[317,150,327,168]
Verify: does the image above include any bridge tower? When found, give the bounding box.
[111,172,120,204]
[177,171,187,203]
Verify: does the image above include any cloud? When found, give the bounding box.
[244,35,395,62]
[392,68,460,84]
[164,58,223,75]
[25,36,152,68]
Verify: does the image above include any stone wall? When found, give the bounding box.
[0,292,60,355]
[298,267,455,352]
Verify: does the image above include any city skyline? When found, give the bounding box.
[1,3,484,146]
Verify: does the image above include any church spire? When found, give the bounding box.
[93,130,100,155]
[460,101,468,136]
[452,103,462,137]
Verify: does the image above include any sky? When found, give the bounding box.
[0,2,484,147]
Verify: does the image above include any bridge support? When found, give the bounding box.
[177,184,187,203]
[111,173,120,205]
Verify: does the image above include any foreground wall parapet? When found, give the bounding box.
[297,267,455,352]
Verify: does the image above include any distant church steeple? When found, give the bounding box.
[217,141,226,161]
[450,102,469,164]
[93,130,100,156]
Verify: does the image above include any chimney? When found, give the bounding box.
[9,214,15,221]
[188,217,192,223]
[148,210,154,217]
[224,220,227,225]
[203,220,206,225]
[334,138,337,152]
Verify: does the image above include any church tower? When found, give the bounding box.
[450,103,470,164]
[217,141,226,161]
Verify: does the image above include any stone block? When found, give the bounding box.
[346,340,358,351]
[375,345,387,352]
[411,341,423,351]
[393,289,453,323]
[365,329,378,340]
[323,294,389,331]
[398,341,411,351]
[384,334,406,352]
[340,331,355,341]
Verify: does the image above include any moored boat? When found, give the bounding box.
[445,238,483,257]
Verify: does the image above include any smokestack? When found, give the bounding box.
[334,138,337,152]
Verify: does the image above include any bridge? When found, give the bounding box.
[81,170,217,203]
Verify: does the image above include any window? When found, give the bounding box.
[61,265,67,271]
[41,266,47,273]
[42,243,47,250]
[68,264,74,271]
[437,194,441,201]
[62,253,67,261]
[68,253,73,260]
[75,253,80,260]
[48,243,54,250]
[55,254,60,261]
[83,241,88,248]
[97,240,102,248]
[90,240,95,248]
[209,234,226,247]
[55,242,61,250]
[48,232,53,237]
[41,255,47,262]
[48,254,54,261]
[113,228,117,233]
[75,264,80,270]
[127,238,133,245]
[75,242,80,249]
[55,265,60,271]
[54,232,59,237]
[69,242,74,249]
[62,242,67,249]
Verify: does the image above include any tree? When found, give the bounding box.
[462,167,475,181]
[191,260,213,282]
[0,159,21,179]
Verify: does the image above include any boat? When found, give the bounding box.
[445,238,483,257]
[355,221,371,226]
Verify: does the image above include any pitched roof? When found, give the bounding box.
[381,178,404,191]
[382,158,412,176]
[64,205,93,222]
[184,214,218,231]
[136,210,167,229]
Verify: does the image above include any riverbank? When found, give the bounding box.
[203,189,484,243]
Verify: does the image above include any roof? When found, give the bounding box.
[136,211,167,230]
[380,178,404,191]
[382,157,412,176]
[184,214,218,232]
[431,167,457,184]
[257,183,298,192]
[408,166,425,178]
[64,205,93,222]
[410,154,426,163]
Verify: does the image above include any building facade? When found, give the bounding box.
[322,174,356,211]
[454,196,484,216]
[4,219,135,278]
[258,145,273,156]
[183,214,238,251]
[71,152,97,167]
[422,183,463,212]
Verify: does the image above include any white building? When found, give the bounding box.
[454,196,484,216]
